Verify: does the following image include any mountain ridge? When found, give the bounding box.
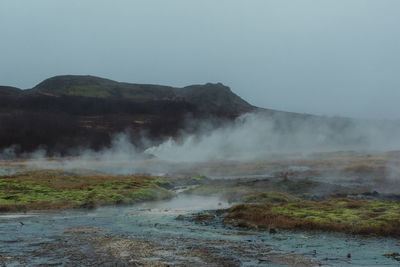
[23,75,254,115]
[0,75,256,155]
[0,75,373,156]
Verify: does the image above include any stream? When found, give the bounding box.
[1,193,400,266]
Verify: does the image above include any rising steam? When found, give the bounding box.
[1,112,400,175]
[145,112,400,162]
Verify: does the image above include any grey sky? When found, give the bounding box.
[1,0,399,119]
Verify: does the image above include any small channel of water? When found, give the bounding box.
[1,194,400,266]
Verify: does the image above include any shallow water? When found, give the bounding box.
[1,194,400,266]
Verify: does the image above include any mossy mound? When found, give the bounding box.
[0,170,173,212]
[224,198,400,236]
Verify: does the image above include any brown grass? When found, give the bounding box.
[224,199,400,237]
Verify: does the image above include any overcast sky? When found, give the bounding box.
[1,0,399,119]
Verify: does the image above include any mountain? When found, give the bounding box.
[3,75,384,157]
[0,75,255,155]
[27,75,254,115]
[30,75,176,100]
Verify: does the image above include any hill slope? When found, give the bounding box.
[30,75,176,100]
[28,75,253,115]
[0,86,21,96]
[0,75,254,155]
[2,75,385,157]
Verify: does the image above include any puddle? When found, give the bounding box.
[137,194,232,212]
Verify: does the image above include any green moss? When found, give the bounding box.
[0,170,174,212]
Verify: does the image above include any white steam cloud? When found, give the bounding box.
[145,112,400,162]
[1,112,400,175]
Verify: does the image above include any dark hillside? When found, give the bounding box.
[1,75,373,156]
[0,86,21,96]
[175,83,252,115]
[0,75,254,155]
[29,75,176,100]
[29,75,254,116]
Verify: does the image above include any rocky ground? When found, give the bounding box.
[0,225,321,267]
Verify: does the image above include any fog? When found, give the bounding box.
[2,112,400,176]
[146,112,400,162]
[1,1,400,175]
[1,0,400,119]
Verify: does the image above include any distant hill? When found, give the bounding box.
[0,75,255,155]
[1,75,385,157]
[28,75,253,115]
[30,75,175,100]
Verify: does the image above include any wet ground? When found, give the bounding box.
[1,193,400,266]
[2,152,400,266]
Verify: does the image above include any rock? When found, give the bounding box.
[119,251,130,258]
[193,213,215,222]
[175,215,185,220]
[384,253,400,261]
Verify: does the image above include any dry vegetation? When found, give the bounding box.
[185,152,400,237]
[224,199,400,236]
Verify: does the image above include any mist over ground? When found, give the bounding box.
[146,112,400,162]
[2,112,400,176]
[2,2,400,265]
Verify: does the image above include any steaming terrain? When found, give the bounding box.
[2,76,400,266]
[2,153,400,266]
